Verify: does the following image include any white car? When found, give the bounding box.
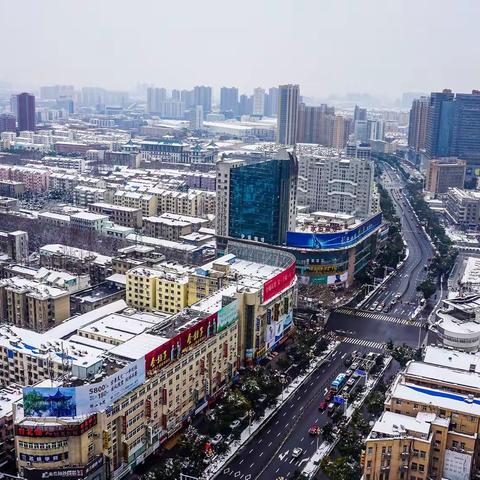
[230,420,241,430]
[211,434,223,445]
[292,447,303,458]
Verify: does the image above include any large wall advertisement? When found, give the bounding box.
[217,300,239,333]
[23,359,145,418]
[443,449,472,480]
[265,312,293,351]
[263,262,296,303]
[286,212,382,250]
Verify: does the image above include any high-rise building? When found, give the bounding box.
[296,103,335,145]
[277,84,300,145]
[425,89,455,158]
[297,153,378,218]
[40,85,74,100]
[353,105,367,122]
[367,119,384,141]
[426,157,466,194]
[252,87,265,116]
[0,114,16,133]
[408,96,429,152]
[265,87,279,117]
[171,89,181,101]
[146,87,167,114]
[180,89,194,108]
[216,150,298,248]
[331,115,347,149]
[193,86,212,115]
[238,94,252,116]
[354,119,368,142]
[15,93,36,132]
[189,105,204,130]
[220,87,239,114]
[81,87,106,108]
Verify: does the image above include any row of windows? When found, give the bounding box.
[18,440,68,450]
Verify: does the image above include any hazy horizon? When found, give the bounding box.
[1,0,479,101]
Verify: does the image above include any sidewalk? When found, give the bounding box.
[205,341,340,479]
[301,356,393,479]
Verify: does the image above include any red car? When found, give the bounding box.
[325,390,334,402]
[308,425,321,435]
[319,400,327,411]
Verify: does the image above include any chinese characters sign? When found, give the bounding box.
[263,262,296,303]
[145,313,219,376]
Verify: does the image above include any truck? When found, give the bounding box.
[331,373,347,392]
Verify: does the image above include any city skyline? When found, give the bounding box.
[1,0,479,100]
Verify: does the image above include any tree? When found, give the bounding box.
[417,279,436,300]
[321,456,362,480]
[366,390,385,415]
[177,426,208,476]
[142,458,182,480]
[322,422,334,442]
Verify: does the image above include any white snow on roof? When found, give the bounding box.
[423,346,480,373]
[371,411,431,437]
[108,333,168,361]
[48,300,128,339]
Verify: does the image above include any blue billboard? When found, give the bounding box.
[286,213,382,250]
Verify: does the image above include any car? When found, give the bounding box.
[346,378,355,386]
[308,425,321,435]
[346,369,353,376]
[325,390,334,401]
[319,400,328,411]
[292,447,303,458]
[376,304,383,312]
[230,420,241,430]
[211,434,223,445]
[351,362,360,370]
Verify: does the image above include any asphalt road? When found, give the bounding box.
[362,165,435,319]
[216,342,373,480]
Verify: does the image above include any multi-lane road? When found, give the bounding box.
[362,164,435,319]
[214,162,433,480]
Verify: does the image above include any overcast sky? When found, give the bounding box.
[1,0,479,100]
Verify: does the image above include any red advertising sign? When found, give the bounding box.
[16,415,97,438]
[263,262,296,303]
[145,313,218,376]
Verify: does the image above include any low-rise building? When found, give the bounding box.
[38,211,71,228]
[73,185,107,207]
[0,230,29,263]
[112,190,157,217]
[89,202,142,229]
[364,345,480,480]
[70,211,111,233]
[445,187,480,229]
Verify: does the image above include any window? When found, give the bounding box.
[367,447,373,455]
[419,464,424,472]
[367,460,372,468]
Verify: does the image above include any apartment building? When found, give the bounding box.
[297,153,379,218]
[0,230,29,263]
[126,263,193,314]
[39,244,112,284]
[150,188,204,217]
[40,156,86,172]
[113,190,157,217]
[89,202,142,229]
[364,346,480,480]
[142,213,208,241]
[74,185,107,207]
[0,277,70,331]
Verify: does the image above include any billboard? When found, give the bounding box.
[23,455,104,480]
[16,415,97,438]
[145,313,218,376]
[286,212,382,250]
[263,262,296,303]
[23,387,77,417]
[265,312,293,350]
[443,449,472,480]
[76,358,145,414]
[217,300,238,333]
[23,359,145,418]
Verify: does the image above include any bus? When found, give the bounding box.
[331,373,347,392]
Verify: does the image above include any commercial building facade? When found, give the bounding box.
[426,158,466,194]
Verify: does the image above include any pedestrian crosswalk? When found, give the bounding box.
[338,336,387,350]
[334,307,422,328]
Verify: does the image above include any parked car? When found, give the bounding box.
[230,420,241,430]
[319,400,328,411]
[211,434,223,445]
